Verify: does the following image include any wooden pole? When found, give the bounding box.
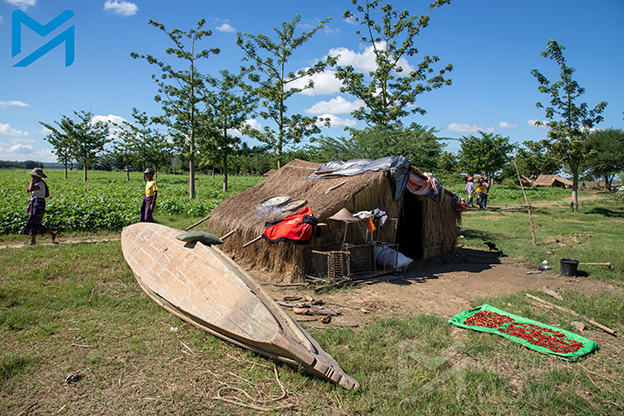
[512,159,536,246]
[220,229,237,240]
[525,294,617,336]
[185,215,211,231]
[242,235,263,248]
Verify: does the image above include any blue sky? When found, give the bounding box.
[1,0,623,163]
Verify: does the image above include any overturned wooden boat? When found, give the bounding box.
[121,222,359,390]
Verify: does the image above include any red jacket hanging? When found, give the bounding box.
[262,206,318,245]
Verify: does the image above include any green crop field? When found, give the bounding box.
[0,169,263,235]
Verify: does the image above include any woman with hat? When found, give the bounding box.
[140,168,158,222]
[22,168,57,245]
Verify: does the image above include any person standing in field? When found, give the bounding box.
[475,179,487,210]
[482,177,490,208]
[22,168,57,245]
[463,176,475,207]
[140,168,158,222]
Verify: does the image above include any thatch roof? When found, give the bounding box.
[207,159,458,281]
[532,174,573,188]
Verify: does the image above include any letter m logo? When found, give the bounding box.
[12,10,75,67]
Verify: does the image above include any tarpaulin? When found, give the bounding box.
[305,156,411,201]
[262,206,318,245]
[449,304,597,361]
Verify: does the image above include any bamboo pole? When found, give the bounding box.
[512,159,536,246]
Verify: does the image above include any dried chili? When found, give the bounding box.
[498,322,585,354]
[464,310,515,328]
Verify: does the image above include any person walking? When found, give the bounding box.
[482,177,490,208]
[475,180,487,210]
[22,168,57,245]
[140,168,158,222]
[463,176,475,207]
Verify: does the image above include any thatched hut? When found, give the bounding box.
[207,159,459,282]
[532,174,573,188]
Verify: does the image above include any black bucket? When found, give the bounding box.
[560,258,579,276]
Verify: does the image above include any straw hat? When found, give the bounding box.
[28,167,47,178]
[328,208,360,223]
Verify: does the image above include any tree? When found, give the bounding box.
[531,38,607,212]
[204,69,257,191]
[131,19,220,199]
[458,132,514,181]
[515,140,562,179]
[584,128,624,190]
[40,110,110,182]
[336,0,452,128]
[40,117,74,179]
[437,151,458,174]
[114,107,172,178]
[236,14,334,169]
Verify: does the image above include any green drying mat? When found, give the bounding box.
[449,303,597,361]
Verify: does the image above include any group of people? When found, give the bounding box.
[22,167,158,245]
[463,176,490,210]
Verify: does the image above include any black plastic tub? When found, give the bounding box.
[560,258,579,276]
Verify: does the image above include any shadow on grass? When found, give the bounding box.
[584,207,624,218]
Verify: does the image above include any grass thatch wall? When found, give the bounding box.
[208,159,458,282]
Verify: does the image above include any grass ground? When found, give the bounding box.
[1,178,623,415]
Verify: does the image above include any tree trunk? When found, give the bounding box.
[64,161,68,180]
[223,155,228,192]
[571,166,579,213]
[83,160,88,182]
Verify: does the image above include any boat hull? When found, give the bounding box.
[121,222,359,389]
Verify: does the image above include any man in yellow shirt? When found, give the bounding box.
[140,168,158,222]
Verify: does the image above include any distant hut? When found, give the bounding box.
[532,174,573,188]
[208,158,459,282]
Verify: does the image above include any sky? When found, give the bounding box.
[1,0,623,163]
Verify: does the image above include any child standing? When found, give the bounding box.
[140,168,158,222]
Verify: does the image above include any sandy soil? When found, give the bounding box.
[257,246,621,326]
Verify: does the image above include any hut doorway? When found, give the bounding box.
[396,191,424,260]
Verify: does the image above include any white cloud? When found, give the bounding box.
[290,70,344,96]
[216,23,235,33]
[0,15,4,23]
[328,43,415,73]
[103,0,138,17]
[0,100,31,108]
[315,114,358,129]
[229,119,262,137]
[4,0,36,10]
[92,114,127,137]
[498,121,518,129]
[0,123,29,137]
[527,119,546,127]
[304,96,363,115]
[447,123,495,134]
[36,126,52,135]
[0,140,55,162]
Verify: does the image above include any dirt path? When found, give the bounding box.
[258,246,621,325]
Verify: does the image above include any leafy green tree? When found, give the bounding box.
[40,118,74,179]
[132,19,220,199]
[584,128,624,191]
[531,38,607,212]
[515,140,562,179]
[204,69,257,191]
[236,14,334,169]
[336,0,452,127]
[114,108,172,178]
[458,132,514,181]
[40,110,110,182]
[437,151,458,174]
